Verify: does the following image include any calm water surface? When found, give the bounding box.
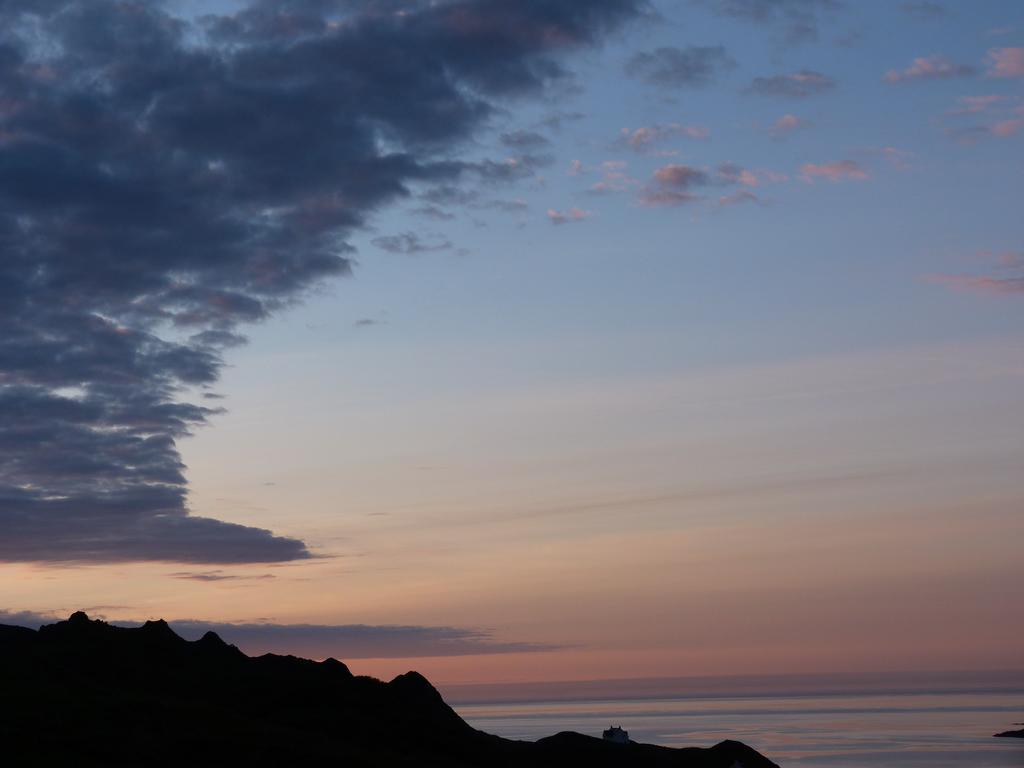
[456,691,1024,767]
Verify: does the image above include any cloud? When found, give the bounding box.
[987,47,1024,78]
[747,69,836,98]
[410,205,457,221]
[537,111,586,131]
[620,123,710,151]
[625,45,735,88]
[698,0,841,44]
[872,146,914,170]
[943,96,1024,142]
[717,163,787,187]
[900,1,946,19]
[371,232,454,254]
[800,160,868,182]
[475,198,530,214]
[653,164,711,187]
[588,161,639,194]
[927,251,1024,295]
[546,207,591,225]
[883,55,975,82]
[0,610,56,628]
[718,190,761,207]
[990,118,1024,137]
[169,570,275,582]
[0,610,555,659]
[948,95,1007,115]
[170,619,556,658]
[499,130,551,150]
[640,163,711,206]
[0,0,643,563]
[927,274,1024,294]
[768,113,812,138]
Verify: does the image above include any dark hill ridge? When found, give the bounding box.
[0,612,779,767]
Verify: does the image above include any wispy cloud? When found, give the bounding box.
[927,274,1024,294]
[698,0,841,45]
[900,1,946,20]
[371,232,454,255]
[640,163,711,206]
[943,95,1024,143]
[0,611,556,659]
[625,45,735,88]
[169,570,275,582]
[948,95,1008,115]
[873,146,914,170]
[588,160,640,194]
[768,114,812,139]
[568,159,588,176]
[718,163,788,187]
[500,130,552,150]
[986,47,1024,78]
[883,55,975,83]
[718,190,761,207]
[409,205,457,221]
[800,160,869,182]
[747,69,836,98]
[927,251,1024,295]
[547,207,592,225]
[620,123,710,152]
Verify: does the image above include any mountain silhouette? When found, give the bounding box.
[0,612,779,767]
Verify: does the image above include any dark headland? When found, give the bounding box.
[0,612,779,767]
[995,726,1024,738]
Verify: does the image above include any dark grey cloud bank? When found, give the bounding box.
[0,610,553,658]
[0,0,643,564]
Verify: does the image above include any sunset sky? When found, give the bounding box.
[1,0,1023,688]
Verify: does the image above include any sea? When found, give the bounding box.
[449,675,1024,767]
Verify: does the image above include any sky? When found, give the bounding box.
[1,0,1023,688]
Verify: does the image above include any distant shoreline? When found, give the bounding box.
[441,669,1024,705]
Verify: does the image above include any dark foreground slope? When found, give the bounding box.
[0,613,778,767]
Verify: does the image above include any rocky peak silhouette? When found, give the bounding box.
[0,612,780,768]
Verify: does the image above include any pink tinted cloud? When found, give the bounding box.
[944,95,1023,142]
[768,113,810,138]
[991,118,1023,137]
[621,123,709,152]
[546,207,591,225]
[589,160,638,194]
[927,250,1024,295]
[883,55,975,82]
[872,146,913,170]
[639,163,710,207]
[995,251,1024,268]
[568,159,587,176]
[653,163,707,186]
[926,274,1024,294]
[718,163,787,187]
[800,160,868,183]
[640,189,701,207]
[948,94,1005,115]
[987,47,1024,77]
